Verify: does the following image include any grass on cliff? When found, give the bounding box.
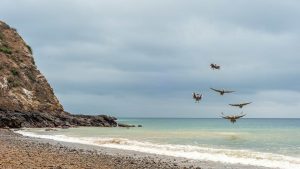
[0,46,12,54]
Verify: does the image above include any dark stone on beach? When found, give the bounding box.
[118,123,135,127]
[61,125,70,129]
[138,125,142,127]
[0,109,119,128]
[45,128,58,131]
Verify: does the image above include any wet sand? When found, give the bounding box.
[0,129,273,169]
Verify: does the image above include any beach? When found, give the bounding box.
[1,129,178,169]
[0,128,273,169]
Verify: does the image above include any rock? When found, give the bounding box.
[0,109,119,128]
[118,123,135,127]
[45,128,57,131]
[137,125,142,127]
[61,125,70,129]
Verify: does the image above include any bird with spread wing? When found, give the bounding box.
[192,92,203,103]
[229,102,252,108]
[210,88,235,95]
[210,63,220,70]
[221,112,246,124]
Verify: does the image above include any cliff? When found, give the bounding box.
[0,21,64,114]
[0,21,117,128]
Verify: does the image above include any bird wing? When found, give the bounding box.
[210,88,222,93]
[221,112,230,119]
[229,103,239,107]
[241,102,252,106]
[198,94,202,99]
[229,102,251,107]
[235,113,246,119]
[223,90,235,93]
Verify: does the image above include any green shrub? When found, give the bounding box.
[31,58,35,65]
[26,45,33,54]
[11,69,19,76]
[0,46,12,54]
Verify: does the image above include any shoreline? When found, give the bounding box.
[0,129,273,169]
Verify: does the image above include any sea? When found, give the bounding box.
[16,118,300,169]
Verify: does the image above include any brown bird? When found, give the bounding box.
[229,102,252,108]
[210,63,220,70]
[221,112,246,124]
[210,88,235,95]
[192,92,202,103]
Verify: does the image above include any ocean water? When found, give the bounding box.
[16,118,300,169]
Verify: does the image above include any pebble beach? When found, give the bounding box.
[0,129,274,169]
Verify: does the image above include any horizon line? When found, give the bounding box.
[116,117,300,119]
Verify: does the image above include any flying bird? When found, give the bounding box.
[221,112,246,124]
[229,102,252,108]
[210,63,220,70]
[192,92,203,103]
[210,88,235,95]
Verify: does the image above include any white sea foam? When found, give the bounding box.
[15,130,300,169]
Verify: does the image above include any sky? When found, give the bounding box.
[1,0,300,118]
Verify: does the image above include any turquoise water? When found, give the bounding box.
[117,118,300,156]
[17,118,300,169]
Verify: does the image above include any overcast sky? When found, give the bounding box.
[1,0,300,118]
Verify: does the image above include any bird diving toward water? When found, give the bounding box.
[192,92,202,103]
[210,88,235,95]
[229,102,252,108]
[221,112,246,124]
[210,63,220,70]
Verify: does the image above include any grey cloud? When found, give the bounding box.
[1,0,300,117]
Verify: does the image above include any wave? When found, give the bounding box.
[15,130,300,169]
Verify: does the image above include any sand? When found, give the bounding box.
[0,129,273,169]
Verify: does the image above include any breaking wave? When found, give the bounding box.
[16,130,300,169]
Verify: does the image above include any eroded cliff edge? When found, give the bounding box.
[0,21,117,128]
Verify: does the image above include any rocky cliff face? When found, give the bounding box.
[0,21,118,128]
[0,21,63,114]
